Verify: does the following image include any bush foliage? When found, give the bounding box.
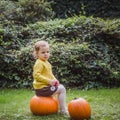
[0,15,120,88]
[0,0,53,25]
[0,0,120,89]
[47,0,120,19]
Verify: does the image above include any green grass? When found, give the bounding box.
[0,88,120,120]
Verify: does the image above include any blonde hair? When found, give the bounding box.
[33,40,49,59]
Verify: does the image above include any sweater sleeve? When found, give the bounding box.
[33,61,51,84]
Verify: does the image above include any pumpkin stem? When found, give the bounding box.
[74,97,78,100]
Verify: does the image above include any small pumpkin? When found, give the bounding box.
[30,95,58,115]
[68,98,91,120]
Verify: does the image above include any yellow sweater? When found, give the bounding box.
[33,59,56,89]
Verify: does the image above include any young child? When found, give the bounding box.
[33,40,68,115]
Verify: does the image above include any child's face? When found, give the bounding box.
[38,46,50,61]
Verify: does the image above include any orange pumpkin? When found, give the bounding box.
[30,95,58,115]
[68,98,91,120]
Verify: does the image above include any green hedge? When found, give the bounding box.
[1,0,120,26]
[0,16,120,89]
[0,0,53,25]
[47,0,120,18]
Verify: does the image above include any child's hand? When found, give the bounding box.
[54,80,59,86]
[50,80,59,86]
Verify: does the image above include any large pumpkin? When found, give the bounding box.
[30,95,58,115]
[68,98,91,120]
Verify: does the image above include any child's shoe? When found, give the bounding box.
[60,110,69,116]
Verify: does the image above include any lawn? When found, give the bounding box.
[0,88,120,120]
